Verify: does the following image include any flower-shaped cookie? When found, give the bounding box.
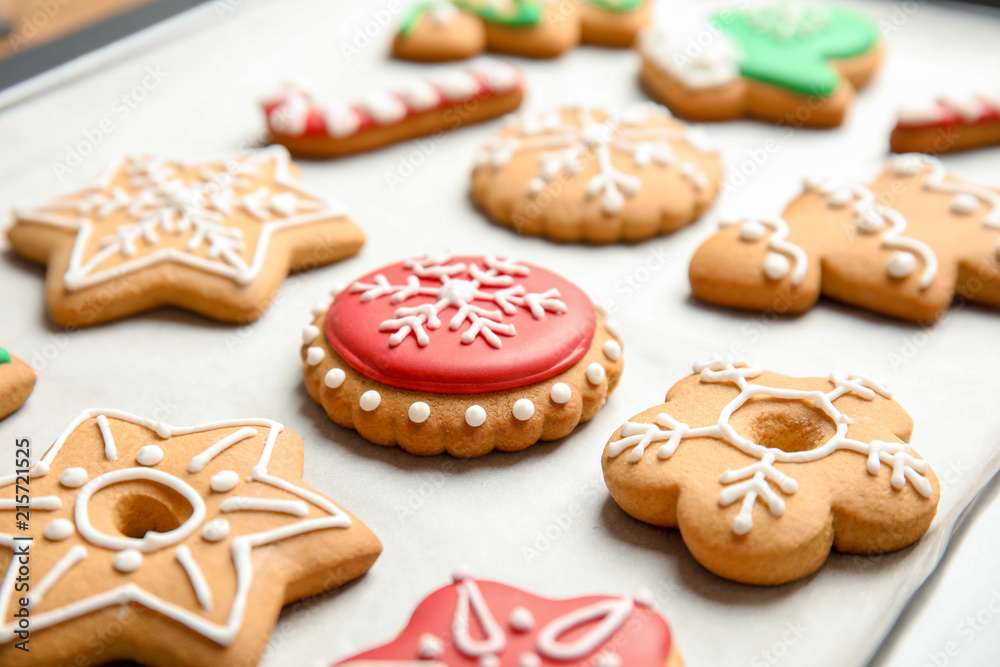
[472,103,722,243]
[0,348,34,420]
[690,154,1000,323]
[0,410,381,665]
[602,357,939,585]
[7,146,364,326]
[330,573,681,666]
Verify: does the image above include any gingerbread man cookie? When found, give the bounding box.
[7,146,364,327]
[330,573,682,666]
[265,59,525,159]
[392,0,650,62]
[891,88,1000,155]
[603,357,939,585]
[0,409,381,665]
[0,348,35,420]
[302,254,623,457]
[639,3,883,128]
[471,103,722,243]
[690,154,1000,323]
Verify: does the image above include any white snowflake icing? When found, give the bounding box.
[15,146,346,291]
[608,355,933,535]
[350,254,567,349]
[475,104,714,215]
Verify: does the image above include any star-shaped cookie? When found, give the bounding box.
[690,154,1000,322]
[0,409,381,665]
[7,146,365,326]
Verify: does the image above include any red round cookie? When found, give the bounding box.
[325,255,595,394]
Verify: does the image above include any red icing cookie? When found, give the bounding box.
[330,574,680,667]
[325,254,596,394]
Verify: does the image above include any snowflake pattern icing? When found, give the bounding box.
[349,254,568,349]
[475,103,714,215]
[607,355,933,535]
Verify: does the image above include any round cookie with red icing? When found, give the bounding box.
[301,254,623,457]
[329,573,682,666]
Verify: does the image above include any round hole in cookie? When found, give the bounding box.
[731,397,837,453]
[89,480,195,541]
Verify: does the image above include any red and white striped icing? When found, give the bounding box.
[265,59,522,139]
[896,91,1000,129]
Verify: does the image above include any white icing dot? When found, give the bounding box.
[408,401,430,423]
[302,325,319,344]
[550,382,572,404]
[604,319,621,339]
[324,368,346,388]
[509,606,535,632]
[202,519,230,542]
[634,587,655,607]
[595,653,623,667]
[586,363,606,385]
[59,467,87,488]
[763,252,790,280]
[603,340,622,361]
[518,653,542,667]
[135,445,163,466]
[827,187,854,207]
[113,549,143,573]
[360,390,381,411]
[480,656,500,667]
[466,405,487,427]
[306,347,325,366]
[951,193,979,215]
[739,220,766,242]
[856,207,885,233]
[512,399,535,421]
[887,251,917,278]
[210,470,240,493]
[418,633,444,659]
[311,299,331,316]
[43,518,74,541]
[330,282,345,297]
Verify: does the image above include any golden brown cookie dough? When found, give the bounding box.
[602,357,939,585]
[0,349,35,420]
[890,90,1000,155]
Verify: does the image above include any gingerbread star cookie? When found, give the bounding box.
[330,573,682,666]
[7,146,364,327]
[265,59,525,159]
[603,357,939,585]
[302,254,623,457]
[0,409,381,665]
[891,87,1000,155]
[690,154,1000,323]
[393,0,650,62]
[0,348,35,420]
[471,103,722,243]
[639,3,883,127]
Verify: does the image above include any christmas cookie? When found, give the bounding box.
[471,103,722,243]
[603,356,939,585]
[689,154,1000,323]
[330,573,682,666]
[639,3,883,127]
[891,88,1000,155]
[7,146,364,327]
[0,348,35,420]
[392,0,650,62]
[301,254,623,457]
[0,409,381,665]
[265,59,524,159]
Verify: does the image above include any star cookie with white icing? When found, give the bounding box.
[7,146,364,326]
[690,154,1000,322]
[0,409,381,665]
[471,104,722,243]
[329,573,682,667]
[603,357,939,585]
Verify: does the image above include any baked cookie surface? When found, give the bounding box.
[7,146,364,327]
[891,88,1000,155]
[302,254,623,457]
[330,573,682,666]
[602,357,939,585]
[0,348,35,420]
[689,154,1000,323]
[0,409,381,665]
[471,103,722,243]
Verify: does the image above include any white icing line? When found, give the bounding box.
[220,497,309,517]
[188,427,258,473]
[97,414,116,461]
[723,217,807,286]
[176,545,213,611]
[536,598,633,659]
[27,545,87,610]
[452,577,506,656]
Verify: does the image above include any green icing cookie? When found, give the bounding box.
[0,347,10,365]
[585,0,644,12]
[711,4,879,98]
[453,0,544,27]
